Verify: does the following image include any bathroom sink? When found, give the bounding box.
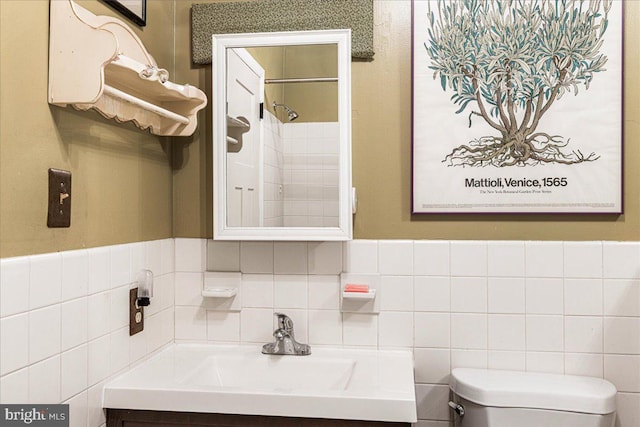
[102,344,417,423]
[181,354,355,391]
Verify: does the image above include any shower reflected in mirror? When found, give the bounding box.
[212,30,352,241]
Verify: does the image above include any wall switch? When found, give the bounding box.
[47,168,71,227]
[129,288,144,336]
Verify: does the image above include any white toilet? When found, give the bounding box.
[449,368,617,427]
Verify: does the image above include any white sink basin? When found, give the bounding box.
[181,354,356,391]
[103,344,417,423]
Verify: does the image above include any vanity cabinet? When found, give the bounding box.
[106,409,410,427]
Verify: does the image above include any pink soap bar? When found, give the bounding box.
[344,284,369,293]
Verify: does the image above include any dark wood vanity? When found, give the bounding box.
[106,409,411,427]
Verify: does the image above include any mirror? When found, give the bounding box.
[212,30,352,241]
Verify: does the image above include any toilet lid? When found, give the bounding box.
[450,368,617,415]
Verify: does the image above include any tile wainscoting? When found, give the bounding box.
[0,239,175,427]
[1,238,639,427]
[186,238,640,427]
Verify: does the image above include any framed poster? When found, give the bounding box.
[101,0,146,27]
[412,0,623,214]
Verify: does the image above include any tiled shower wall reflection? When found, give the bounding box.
[184,238,640,427]
[263,112,341,228]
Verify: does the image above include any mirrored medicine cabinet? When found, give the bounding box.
[212,30,353,241]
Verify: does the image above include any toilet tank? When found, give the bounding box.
[449,368,617,427]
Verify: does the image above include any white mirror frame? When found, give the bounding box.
[212,30,352,241]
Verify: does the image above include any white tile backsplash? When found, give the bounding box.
[240,242,274,274]
[88,247,110,295]
[87,292,111,340]
[61,249,89,301]
[380,276,414,311]
[414,276,450,312]
[66,391,89,427]
[450,241,487,276]
[451,313,487,350]
[564,316,603,353]
[526,277,564,314]
[308,310,342,345]
[1,313,29,375]
[565,352,604,378]
[343,240,378,273]
[451,277,487,313]
[488,350,526,371]
[414,312,450,348]
[175,238,206,272]
[604,355,640,392]
[379,311,414,348]
[488,241,525,277]
[1,239,174,423]
[29,253,62,310]
[0,256,30,317]
[61,298,88,351]
[564,278,603,315]
[525,241,564,278]
[564,241,603,278]
[307,241,342,275]
[526,351,565,374]
[207,311,240,342]
[604,317,640,354]
[109,244,131,288]
[603,242,640,279]
[274,242,308,274]
[413,241,450,276]
[488,314,526,351]
[274,275,308,309]
[379,240,414,275]
[604,279,640,316]
[29,355,60,404]
[307,275,340,310]
[526,315,564,352]
[61,344,88,401]
[0,368,29,403]
[414,348,450,384]
[488,277,525,314]
[240,308,273,343]
[29,305,61,364]
[342,313,378,347]
[87,335,111,387]
[2,238,639,426]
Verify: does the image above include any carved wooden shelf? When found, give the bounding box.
[48,0,207,136]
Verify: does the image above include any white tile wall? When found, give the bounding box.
[2,238,639,427]
[202,239,640,426]
[279,121,340,227]
[0,239,175,426]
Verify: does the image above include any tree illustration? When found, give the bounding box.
[425,0,611,167]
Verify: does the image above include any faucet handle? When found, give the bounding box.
[274,312,294,333]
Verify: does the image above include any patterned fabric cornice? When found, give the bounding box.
[191,0,374,64]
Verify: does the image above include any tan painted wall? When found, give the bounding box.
[247,45,338,123]
[0,0,175,258]
[174,0,640,241]
[3,1,635,256]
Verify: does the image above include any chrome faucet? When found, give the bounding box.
[262,312,311,356]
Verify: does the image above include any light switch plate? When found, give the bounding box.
[47,168,71,227]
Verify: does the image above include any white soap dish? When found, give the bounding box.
[342,289,376,300]
[202,288,237,298]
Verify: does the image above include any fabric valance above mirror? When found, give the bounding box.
[191,0,374,64]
